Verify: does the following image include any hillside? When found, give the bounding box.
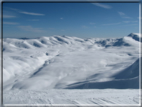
[3,33,141,105]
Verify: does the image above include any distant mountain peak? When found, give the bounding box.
[128,33,141,37]
[127,33,141,42]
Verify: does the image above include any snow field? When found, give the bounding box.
[2,33,141,105]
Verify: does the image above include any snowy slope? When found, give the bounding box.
[3,33,141,105]
[65,57,140,89]
[4,89,140,105]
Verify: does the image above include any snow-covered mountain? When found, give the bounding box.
[3,33,141,105]
[3,33,141,88]
[2,33,141,51]
[127,33,142,42]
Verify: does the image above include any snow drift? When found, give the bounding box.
[65,57,140,89]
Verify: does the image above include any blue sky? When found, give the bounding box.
[3,2,139,38]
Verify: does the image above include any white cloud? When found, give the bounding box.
[4,22,19,25]
[118,11,131,19]
[28,19,39,21]
[3,15,16,18]
[118,12,125,16]
[123,21,138,23]
[20,11,44,16]
[132,21,138,22]
[49,28,54,29]
[9,7,19,11]
[90,22,95,25]
[9,7,45,16]
[92,3,112,9]
[82,25,88,28]
[124,24,138,26]
[123,21,130,23]
[60,18,63,20]
[103,22,120,25]
[123,16,131,19]
[18,25,45,32]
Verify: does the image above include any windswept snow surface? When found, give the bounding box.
[4,89,140,106]
[3,33,141,105]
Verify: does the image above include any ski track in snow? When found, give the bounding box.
[3,89,140,105]
[2,33,141,105]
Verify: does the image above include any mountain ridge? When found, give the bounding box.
[2,33,141,51]
[3,33,140,90]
